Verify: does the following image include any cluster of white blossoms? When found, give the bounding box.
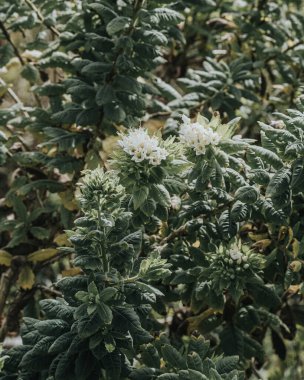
[118,128,168,166]
[179,115,221,155]
[227,247,249,268]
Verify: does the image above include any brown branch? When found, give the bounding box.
[0,283,61,340]
[265,40,304,64]
[0,78,25,108]
[0,20,25,65]
[37,284,62,297]
[159,223,189,246]
[0,269,16,317]
[24,0,60,36]
[35,249,73,271]
[0,256,27,340]
[0,287,36,341]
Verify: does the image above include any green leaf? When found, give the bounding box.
[161,344,187,370]
[266,167,291,197]
[12,197,27,221]
[52,107,81,124]
[150,184,171,207]
[215,356,239,374]
[106,17,131,36]
[48,332,74,354]
[141,198,157,216]
[220,325,244,358]
[101,351,122,380]
[18,180,65,196]
[78,313,102,339]
[291,158,304,191]
[247,282,281,309]
[249,146,283,169]
[235,186,258,204]
[129,368,159,379]
[96,302,113,325]
[55,352,74,379]
[103,102,126,122]
[136,282,164,297]
[141,343,160,369]
[21,63,40,82]
[30,226,50,240]
[76,108,101,126]
[147,8,184,26]
[132,186,149,209]
[100,287,118,302]
[96,84,115,106]
[113,75,141,94]
[75,351,96,380]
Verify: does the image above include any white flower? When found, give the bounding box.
[118,129,168,166]
[179,115,221,155]
[171,195,181,210]
[229,248,243,262]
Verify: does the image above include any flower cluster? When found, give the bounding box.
[199,243,265,301]
[118,128,168,166]
[227,247,249,268]
[78,168,125,215]
[179,115,221,155]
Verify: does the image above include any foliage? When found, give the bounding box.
[1,105,304,377]
[0,0,182,338]
[1,0,304,378]
[0,164,245,379]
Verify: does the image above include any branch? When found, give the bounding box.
[35,249,73,271]
[0,78,26,108]
[0,269,16,317]
[265,40,304,64]
[0,21,25,65]
[24,0,60,36]
[159,223,188,246]
[0,287,36,340]
[0,284,61,340]
[37,284,62,297]
[0,256,27,336]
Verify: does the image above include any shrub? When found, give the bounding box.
[1,102,304,378]
[1,1,304,378]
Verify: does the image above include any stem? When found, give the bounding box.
[0,21,25,65]
[97,196,109,273]
[36,249,73,270]
[124,275,140,283]
[24,0,60,36]
[0,256,27,339]
[0,287,37,340]
[159,223,188,246]
[0,78,26,108]
[0,269,16,317]
[37,284,62,297]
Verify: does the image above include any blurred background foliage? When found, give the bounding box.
[1,0,304,378]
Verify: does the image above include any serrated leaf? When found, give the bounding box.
[96,302,113,325]
[161,344,187,370]
[106,17,130,35]
[235,186,258,204]
[132,186,149,209]
[266,167,291,197]
[215,356,239,374]
[96,84,115,106]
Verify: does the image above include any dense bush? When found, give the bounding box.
[0,0,304,379]
[1,106,304,378]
